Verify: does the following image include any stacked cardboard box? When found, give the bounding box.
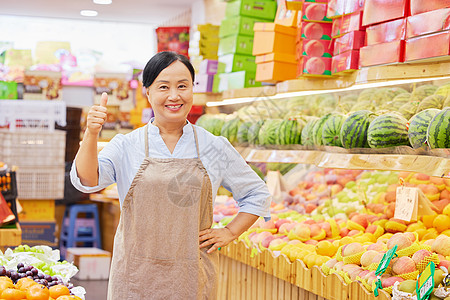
[189,24,220,73]
[19,199,57,247]
[215,0,277,91]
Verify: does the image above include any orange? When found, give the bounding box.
[56,296,82,300]
[433,214,450,233]
[49,285,70,299]
[0,281,14,294]
[0,278,13,284]
[1,288,26,300]
[14,278,36,292]
[422,214,437,228]
[25,284,49,300]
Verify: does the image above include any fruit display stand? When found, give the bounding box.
[0,223,22,252]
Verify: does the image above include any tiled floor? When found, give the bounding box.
[71,278,108,300]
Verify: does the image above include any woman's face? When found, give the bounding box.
[146,60,194,125]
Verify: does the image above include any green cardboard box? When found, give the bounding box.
[0,81,18,99]
[216,71,261,92]
[219,16,264,38]
[226,0,277,21]
[218,53,257,73]
[218,35,254,56]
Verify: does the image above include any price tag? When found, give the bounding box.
[394,186,419,222]
[374,245,398,296]
[416,262,435,300]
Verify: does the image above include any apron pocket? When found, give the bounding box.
[127,255,199,300]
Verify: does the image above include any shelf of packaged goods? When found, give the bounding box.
[217,241,391,300]
[221,86,277,101]
[193,93,222,106]
[237,148,450,178]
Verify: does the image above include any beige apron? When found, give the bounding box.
[107,124,219,300]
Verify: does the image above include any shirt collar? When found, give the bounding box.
[147,117,192,135]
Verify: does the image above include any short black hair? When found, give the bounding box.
[142,51,195,88]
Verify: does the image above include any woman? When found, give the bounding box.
[70,51,271,299]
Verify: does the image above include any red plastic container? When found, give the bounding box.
[332,11,365,38]
[410,0,450,15]
[332,50,360,74]
[359,40,405,67]
[362,0,410,27]
[406,8,450,38]
[333,31,365,55]
[155,27,190,57]
[405,30,450,62]
[366,18,406,46]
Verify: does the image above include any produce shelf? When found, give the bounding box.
[222,86,277,101]
[237,148,450,178]
[217,241,391,300]
[193,93,222,105]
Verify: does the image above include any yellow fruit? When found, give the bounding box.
[315,241,338,257]
[339,236,354,247]
[416,228,428,241]
[422,228,439,240]
[422,214,437,228]
[304,253,317,268]
[441,229,450,237]
[443,204,450,217]
[433,214,450,233]
[407,222,426,232]
[314,255,330,267]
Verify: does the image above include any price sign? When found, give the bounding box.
[374,245,398,296]
[416,262,435,300]
[394,186,419,222]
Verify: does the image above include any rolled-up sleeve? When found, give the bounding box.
[70,134,124,193]
[219,138,271,221]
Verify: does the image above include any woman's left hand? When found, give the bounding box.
[199,228,237,254]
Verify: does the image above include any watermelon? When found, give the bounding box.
[220,118,241,144]
[367,113,409,148]
[373,87,408,104]
[276,119,304,145]
[434,83,450,98]
[209,118,225,136]
[237,122,252,144]
[350,100,376,112]
[357,89,376,103]
[195,114,226,136]
[259,119,283,145]
[444,96,450,108]
[301,118,319,146]
[312,113,332,146]
[340,110,376,149]
[322,114,346,147]
[408,109,441,149]
[248,121,264,145]
[398,101,420,120]
[380,93,411,110]
[411,84,438,101]
[417,95,445,112]
[427,107,450,149]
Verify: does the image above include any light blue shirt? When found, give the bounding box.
[70,119,271,221]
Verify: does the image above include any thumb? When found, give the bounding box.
[100,92,108,108]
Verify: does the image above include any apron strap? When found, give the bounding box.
[144,124,149,158]
[192,125,201,159]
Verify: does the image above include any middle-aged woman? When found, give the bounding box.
[70,51,271,299]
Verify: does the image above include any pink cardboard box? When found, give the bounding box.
[301,22,333,40]
[193,74,214,93]
[301,56,333,77]
[362,0,410,27]
[359,40,405,67]
[302,2,333,23]
[332,11,365,38]
[301,38,334,57]
[333,31,365,55]
[410,0,450,16]
[406,8,450,38]
[366,18,406,46]
[327,0,345,19]
[345,0,365,14]
[405,30,450,62]
[332,50,360,74]
[199,60,218,75]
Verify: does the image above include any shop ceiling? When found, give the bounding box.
[0,0,197,25]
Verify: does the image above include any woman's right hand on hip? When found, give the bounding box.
[87,92,108,135]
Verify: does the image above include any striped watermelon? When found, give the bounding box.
[276,119,304,145]
[417,95,445,112]
[444,96,450,108]
[340,110,376,149]
[322,114,346,147]
[301,118,319,146]
[259,119,283,145]
[248,121,264,145]
[237,122,252,144]
[427,108,450,149]
[399,101,420,120]
[210,118,225,136]
[434,83,450,98]
[411,84,438,101]
[408,109,441,149]
[367,113,409,148]
[312,113,332,146]
[220,118,241,144]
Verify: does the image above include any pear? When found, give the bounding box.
[434,269,445,288]
[398,280,417,294]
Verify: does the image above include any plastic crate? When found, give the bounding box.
[16,166,65,199]
[0,100,66,132]
[0,130,66,167]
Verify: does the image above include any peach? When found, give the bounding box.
[366,225,379,234]
[288,240,301,245]
[310,224,323,237]
[385,203,396,219]
[367,242,385,252]
[351,214,369,229]
[372,252,386,264]
[412,249,433,265]
[348,267,364,280]
[359,270,370,279]
[348,230,361,237]
[340,227,350,237]
[385,191,396,203]
[251,231,272,244]
[440,189,450,200]
[382,276,404,288]
[424,239,435,246]
[416,173,430,181]
[342,242,364,257]
[319,222,333,238]
[304,23,324,40]
[366,215,379,223]
[403,232,416,243]
[305,239,319,245]
[294,224,311,240]
[275,219,291,230]
[324,258,338,269]
[334,261,345,272]
[387,233,413,250]
[259,219,276,230]
[279,222,296,234]
[269,238,286,249]
[366,273,378,285]
[438,260,450,272]
[431,234,450,256]
[360,250,380,267]
[342,264,361,273]
[261,235,276,248]
[392,257,417,275]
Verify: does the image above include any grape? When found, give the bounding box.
[5,270,11,277]
[19,273,26,278]
[18,267,25,273]
[41,279,48,286]
[51,276,58,282]
[27,276,33,280]
[26,271,33,277]
[44,275,52,281]
[38,273,44,279]
[31,268,38,276]
[16,263,24,269]
[25,265,32,272]
[10,272,19,281]
[48,281,56,287]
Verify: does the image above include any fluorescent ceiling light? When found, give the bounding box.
[93,0,112,4]
[80,10,98,17]
[206,75,450,107]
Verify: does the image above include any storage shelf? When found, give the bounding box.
[193,93,222,105]
[237,147,450,178]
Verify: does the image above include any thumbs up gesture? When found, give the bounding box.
[87,92,108,135]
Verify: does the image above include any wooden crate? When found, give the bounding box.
[0,222,22,252]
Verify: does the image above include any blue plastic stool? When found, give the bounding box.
[59,204,102,260]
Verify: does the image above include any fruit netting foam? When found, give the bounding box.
[398,270,420,280]
[337,271,353,285]
[336,247,344,261]
[396,243,421,257]
[321,264,331,276]
[343,251,365,265]
[416,253,440,273]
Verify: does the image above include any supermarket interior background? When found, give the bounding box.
[1,0,450,299]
